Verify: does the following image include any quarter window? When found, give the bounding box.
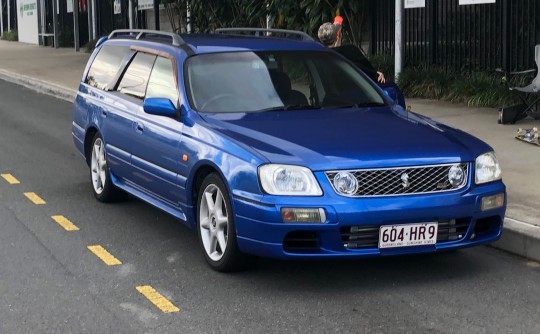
[117,52,156,99]
[146,57,179,107]
[86,45,131,90]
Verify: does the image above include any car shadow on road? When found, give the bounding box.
[227,249,495,292]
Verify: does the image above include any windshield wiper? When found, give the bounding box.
[257,105,321,112]
[335,102,386,109]
[284,105,321,110]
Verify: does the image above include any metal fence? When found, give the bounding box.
[371,0,540,72]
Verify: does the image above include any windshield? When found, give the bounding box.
[185,51,385,113]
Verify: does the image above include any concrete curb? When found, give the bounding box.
[0,69,76,103]
[493,218,540,262]
[0,71,539,263]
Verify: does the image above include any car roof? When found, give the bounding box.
[104,32,328,56]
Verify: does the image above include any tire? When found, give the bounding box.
[89,133,125,202]
[197,173,255,272]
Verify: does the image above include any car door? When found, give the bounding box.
[84,45,136,179]
[129,55,185,207]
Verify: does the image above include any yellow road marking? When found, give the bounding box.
[87,245,122,266]
[136,285,180,313]
[24,192,46,205]
[1,174,20,184]
[51,215,79,231]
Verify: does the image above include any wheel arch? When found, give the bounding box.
[84,127,99,166]
[188,161,232,228]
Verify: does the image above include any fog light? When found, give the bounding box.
[281,208,326,223]
[481,193,505,211]
[333,172,358,195]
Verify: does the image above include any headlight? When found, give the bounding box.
[259,164,322,196]
[475,152,502,184]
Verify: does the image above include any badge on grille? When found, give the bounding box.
[401,173,410,189]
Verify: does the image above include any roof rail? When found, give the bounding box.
[108,29,185,47]
[215,28,315,42]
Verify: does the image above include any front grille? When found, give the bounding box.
[326,163,469,197]
[341,219,470,249]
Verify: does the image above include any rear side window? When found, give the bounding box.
[117,53,156,99]
[86,45,130,90]
[146,57,179,107]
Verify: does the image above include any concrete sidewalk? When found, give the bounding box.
[1,40,539,261]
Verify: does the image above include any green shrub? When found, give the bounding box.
[85,39,98,53]
[1,30,18,41]
[398,67,456,100]
[395,66,534,108]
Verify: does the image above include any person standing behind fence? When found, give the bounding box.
[318,17,386,84]
[317,17,407,109]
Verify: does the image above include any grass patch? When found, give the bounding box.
[1,30,18,41]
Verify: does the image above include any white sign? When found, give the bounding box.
[17,0,39,44]
[459,0,496,4]
[114,0,121,14]
[56,0,73,14]
[405,0,425,9]
[138,0,153,10]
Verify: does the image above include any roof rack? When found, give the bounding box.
[108,29,185,47]
[215,28,315,42]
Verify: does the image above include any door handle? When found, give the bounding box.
[136,122,144,132]
[101,110,108,117]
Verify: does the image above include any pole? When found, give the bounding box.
[1,0,4,36]
[7,0,10,31]
[87,0,93,41]
[39,0,44,45]
[153,0,159,30]
[74,0,79,51]
[53,0,58,48]
[91,0,96,40]
[394,0,404,80]
[502,0,511,74]
[128,0,133,29]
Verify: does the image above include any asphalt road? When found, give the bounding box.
[1,79,539,334]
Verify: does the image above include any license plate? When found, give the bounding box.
[379,223,438,249]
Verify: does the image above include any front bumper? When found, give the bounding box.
[233,181,506,259]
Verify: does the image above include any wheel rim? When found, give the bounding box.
[199,184,229,262]
[91,138,107,195]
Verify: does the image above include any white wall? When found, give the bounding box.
[17,0,39,44]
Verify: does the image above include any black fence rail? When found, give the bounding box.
[371,0,540,72]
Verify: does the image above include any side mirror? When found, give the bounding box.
[143,98,177,117]
[382,86,399,104]
[381,83,406,109]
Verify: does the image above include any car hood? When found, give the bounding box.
[200,106,492,171]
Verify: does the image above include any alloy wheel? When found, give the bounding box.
[199,184,229,262]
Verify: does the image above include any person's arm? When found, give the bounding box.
[333,45,383,83]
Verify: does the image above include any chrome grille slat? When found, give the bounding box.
[326,163,469,197]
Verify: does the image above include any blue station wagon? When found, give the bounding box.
[72,29,506,271]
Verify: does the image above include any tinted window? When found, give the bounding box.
[146,57,179,107]
[117,52,156,99]
[86,45,130,90]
